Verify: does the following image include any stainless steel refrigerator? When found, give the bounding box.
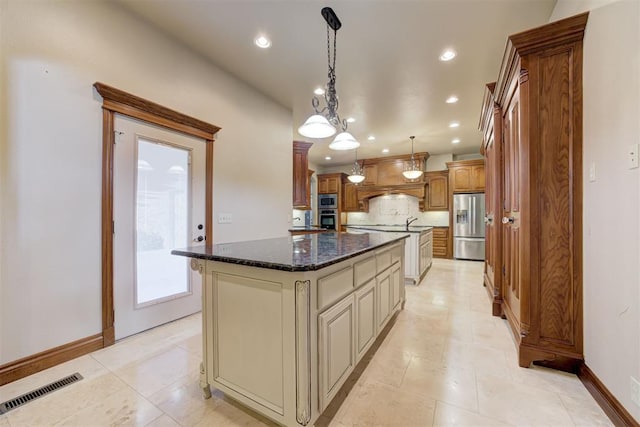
[453,193,485,261]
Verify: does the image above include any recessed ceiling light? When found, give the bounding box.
[346,117,356,123]
[382,148,389,153]
[325,156,331,160]
[254,35,271,49]
[452,138,461,144]
[449,121,460,128]
[440,49,456,61]
[446,95,459,104]
[367,136,376,141]
[314,87,325,95]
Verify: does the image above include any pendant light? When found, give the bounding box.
[348,150,365,183]
[402,136,423,180]
[297,7,360,151]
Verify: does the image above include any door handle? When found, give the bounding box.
[501,217,514,224]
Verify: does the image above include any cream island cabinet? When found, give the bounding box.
[172,232,408,427]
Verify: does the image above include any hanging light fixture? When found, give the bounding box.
[297,7,360,151]
[348,149,365,183]
[402,136,424,180]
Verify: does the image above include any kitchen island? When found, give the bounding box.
[346,225,433,284]
[172,232,408,426]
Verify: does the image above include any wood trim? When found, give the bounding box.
[94,82,220,137]
[578,363,640,427]
[0,334,103,386]
[361,152,429,165]
[206,140,214,243]
[495,12,588,107]
[102,109,116,347]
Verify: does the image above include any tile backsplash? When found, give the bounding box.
[346,195,449,226]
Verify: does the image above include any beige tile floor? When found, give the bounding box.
[0,259,612,426]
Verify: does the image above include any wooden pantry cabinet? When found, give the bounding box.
[479,83,503,317]
[293,141,313,209]
[480,12,587,369]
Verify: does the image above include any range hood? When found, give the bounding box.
[353,152,429,211]
[356,183,427,211]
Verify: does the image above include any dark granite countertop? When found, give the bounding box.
[345,225,433,234]
[288,225,328,232]
[172,232,409,272]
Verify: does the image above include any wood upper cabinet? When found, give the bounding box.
[292,141,313,209]
[342,182,362,212]
[425,171,449,211]
[318,173,341,194]
[362,165,378,186]
[483,12,587,369]
[447,159,485,193]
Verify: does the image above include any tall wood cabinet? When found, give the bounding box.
[480,83,503,317]
[480,12,587,369]
[293,141,313,209]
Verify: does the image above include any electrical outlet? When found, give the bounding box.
[218,213,232,224]
[631,376,640,407]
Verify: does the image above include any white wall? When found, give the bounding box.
[551,0,640,421]
[0,0,292,364]
[426,153,453,171]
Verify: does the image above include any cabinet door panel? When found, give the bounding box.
[502,88,522,325]
[453,168,471,191]
[376,270,391,332]
[318,294,355,411]
[355,280,376,361]
[391,263,402,310]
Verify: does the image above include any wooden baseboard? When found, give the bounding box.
[578,363,639,427]
[0,333,104,386]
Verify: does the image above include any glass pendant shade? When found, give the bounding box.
[348,173,365,183]
[402,135,423,179]
[298,114,337,138]
[402,168,423,180]
[329,131,360,150]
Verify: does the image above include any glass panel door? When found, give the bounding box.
[135,139,191,306]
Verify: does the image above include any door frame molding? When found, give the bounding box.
[94,82,220,346]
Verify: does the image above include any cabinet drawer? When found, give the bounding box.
[433,237,448,247]
[354,256,377,288]
[390,243,403,265]
[433,228,449,238]
[419,230,432,245]
[376,249,392,273]
[318,267,354,310]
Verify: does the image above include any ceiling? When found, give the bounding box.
[115,0,556,166]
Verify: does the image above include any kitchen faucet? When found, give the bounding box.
[406,216,418,229]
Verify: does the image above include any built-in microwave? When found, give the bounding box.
[318,194,338,209]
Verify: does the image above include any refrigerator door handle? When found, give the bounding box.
[469,196,476,236]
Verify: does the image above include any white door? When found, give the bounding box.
[113,114,205,340]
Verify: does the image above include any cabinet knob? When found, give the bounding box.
[484,216,493,224]
[501,217,514,224]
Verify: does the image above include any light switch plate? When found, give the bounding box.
[631,376,640,407]
[628,144,639,169]
[589,161,596,182]
[218,213,233,224]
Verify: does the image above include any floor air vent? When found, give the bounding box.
[0,372,83,415]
